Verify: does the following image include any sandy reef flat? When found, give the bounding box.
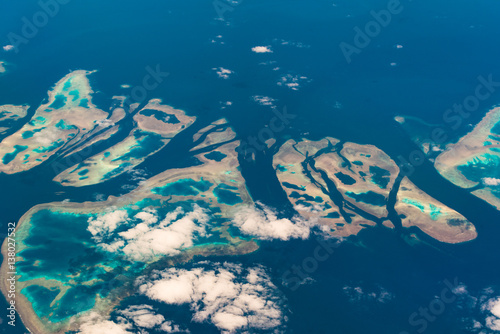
[0,70,110,174]
[0,104,30,136]
[0,104,29,122]
[274,137,476,242]
[0,74,483,334]
[0,127,256,334]
[434,107,500,210]
[396,107,500,211]
[395,177,476,243]
[53,99,196,187]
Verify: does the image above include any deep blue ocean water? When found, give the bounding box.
[1,0,500,333]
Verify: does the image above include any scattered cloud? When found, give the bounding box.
[117,304,189,333]
[273,39,310,49]
[276,74,311,91]
[343,285,394,304]
[483,178,500,186]
[210,35,224,45]
[78,307,188,334]
[213,67,234,79]
[251,95,276,107]
[96,119,115,128]
[484,297,500,331]
[259,60,277,66]
[136,262,286,334]
[251,46,273,53]
[78,312,132,334]
[220,101,233,110]
[421,282,500,332]
[120,168,150,191]
[232,202,314,240]
[119,305,165,329]
[88,205,211,261]
[88,209,129,242]
[92,193,107,201]
[2,45,14,52]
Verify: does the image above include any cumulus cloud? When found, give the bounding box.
[78,312,132,334]
[210,35,224,45]
[251,46,272,53]
[276,74,311,91]
[343,285,394,304]
[160,321,189,333]
[426,282,500,332]
[78,307,188,334]
[33,127,64,146]
[213,67,234,79]
[251,95,276,107]
[117,305,189,333]
[220,101,233,110]
[88,205,211,261]
[119,305,165,328]
[273,38,310,48]
[120,168,149,191]
[88,210,129,242]
[3,45,14,52]
[96,119,115,128]
[483,178,500,186]
[136,262,286,334]
[484,297,500,331]
[293,203,327,214]
[232,202,314,240]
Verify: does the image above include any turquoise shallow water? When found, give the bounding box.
[152,178,213,196]
[2,145,27,164]
[14,199,238,325]
[20,285,60,319]
[1,0,500,333]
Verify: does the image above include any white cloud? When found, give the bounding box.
[160,321,189,333]
[277,74,311,91]
[431,146,443,152]
[88,210,129,242]
[213,67,234,79]
[489,298,500,318]
[210,35,224,45]
[343,285,394,304]
[273,39,310,48]
[220,101,233,110]
[119,305,165,329]
[78,313,132,334]
[251,46,273,53]
[483,178,500,186]
[78,307,189,334]
[89,205,211,261]
[2,45,14,52]
[293,203,326,214]
[232,202,313,240]
[259,60,277,66]
[137,262,286,334]
[251,95,276,107]
[96,119,115,128]
[484,298,500,331]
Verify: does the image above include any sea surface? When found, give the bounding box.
[2,0,500,333]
